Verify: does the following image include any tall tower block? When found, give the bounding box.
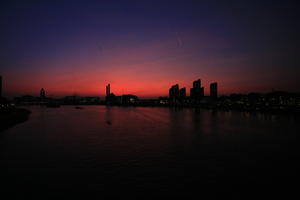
[106,84,110,97]
[210,82,218,99]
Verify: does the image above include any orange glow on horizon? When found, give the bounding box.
[2,32,289,98]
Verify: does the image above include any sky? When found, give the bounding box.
[0,0,299,98]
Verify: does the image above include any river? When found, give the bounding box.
[0,106,299,198]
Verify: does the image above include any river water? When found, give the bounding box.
[0,106,299,198]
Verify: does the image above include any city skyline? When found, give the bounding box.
[1,1,299,98]
[2,73,299,100]
[1,1,300,198]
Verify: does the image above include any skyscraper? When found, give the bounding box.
[179,88,186,99]
[200,87,204,97]
[210,82,218,99]
[190,79,204,102]
[190,88,194,98]
[106,84,110,97]
[169,84,179,104]
[193,79,201,89]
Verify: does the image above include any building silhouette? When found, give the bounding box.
[193,79,201,89]
[190,79,204,103]
[105,84,111,102]
[105,84,119,105]
[0,75,6,106]
[179,88,186,99]
[169,84,179,104]
[210,82,218,99]
[0,76,2,98]
[179,87,187,104]
[40,88,46,99]
[106,84,110,97]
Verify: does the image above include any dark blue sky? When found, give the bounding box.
[1,0,299,97]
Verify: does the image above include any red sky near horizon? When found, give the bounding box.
[1,1,299,98]
[3,32,280,98]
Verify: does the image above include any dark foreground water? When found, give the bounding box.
[0,106,299,198]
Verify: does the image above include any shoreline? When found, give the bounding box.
[0,108,31,132]
[34,103,300,116]
[10,104,300,118]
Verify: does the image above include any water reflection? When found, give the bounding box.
[0,106,299,198]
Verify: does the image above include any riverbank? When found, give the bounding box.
[102,103,300,116]
[0,108,31,132]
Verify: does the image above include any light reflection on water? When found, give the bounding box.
[0,106,299,198]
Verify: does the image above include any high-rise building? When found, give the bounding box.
[179,88,186,99]
[40,88,46,98]
[106,84,110,97]
[169,84,179,103]
[190,88,194,98]
[210,82,218,99]
[200,87,204,97]
[0,76,2,98]
[190,79,204,102]
[193,79,201,89]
